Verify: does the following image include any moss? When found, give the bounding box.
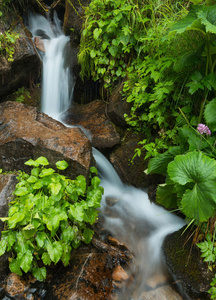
[163,226,214,299]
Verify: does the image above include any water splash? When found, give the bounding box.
[93,148,185,298]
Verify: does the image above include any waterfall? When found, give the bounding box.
[27,12,74,121]
[28,12,185,298]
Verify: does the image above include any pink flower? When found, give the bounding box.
[197,123,211,136]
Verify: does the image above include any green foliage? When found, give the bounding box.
[12,87,31,103]
[0,30,19,62]
[0,157,103,281]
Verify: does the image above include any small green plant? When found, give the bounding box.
[0,30,19,62]
[0,157,103,281]
[13,87,31,103]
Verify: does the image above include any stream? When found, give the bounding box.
[27,12,185,299]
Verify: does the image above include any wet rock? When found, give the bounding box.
[64,100,121,149]
[112,265,129,281]
[0,23,40,99]
[44,238,134,300]
[0,174,17,232]
[107,81,131,128]
[64,0,91,44]
[139,284,183,300]
[109,131,149,189]
[0,101,93,180]
[0,174,17,281]
[5,273,27,297]
[34,36,45,52]
[162,226,213,299]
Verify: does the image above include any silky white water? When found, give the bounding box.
[28,12,185,298]
[27,12,74,121]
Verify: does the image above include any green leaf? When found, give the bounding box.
[204,98,216,132]
[35,156,49,166]
[93,28,102,39]
[14,187,28,196]
[42,252,51,265]
[147,147,181,174]
[168,5,205,35]
[90,166,98,175]
[168,151,216,221]
[49,182,62,196]
[47,241,63,264]
[0,238,7,256]
[32,266,47,281]
[197,6,216,34]
[9,258,22,276]
[27,176,37,183]
[61,243,71,266]
[39,168,55,177]
[56,160,69,170]
[69,204,84,222]
[18,249,33,273]
[35,232,47,248]
[82,227,94,244]
[25,159,39,167]
[8,212,26,229]
[61,226,75,243]
[156,183,178,209]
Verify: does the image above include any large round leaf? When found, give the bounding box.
[168,151,216,222]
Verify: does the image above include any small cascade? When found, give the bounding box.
[28,12,185,299]
[27,12,74,121]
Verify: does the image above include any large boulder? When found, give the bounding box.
[0,101,93,179]
[0,22,40,99]
[64,100,121,149]
[44,236,134,299]
[109,132,149,189]
[162,226,213,299]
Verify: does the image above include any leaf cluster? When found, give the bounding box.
[0,157,103,281]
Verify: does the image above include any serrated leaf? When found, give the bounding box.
[56,160,69,170]
[32,266,47,281]
[69,204,84,222]
[9,258,22,276]
[31,167,40,177]
[42,252,51,265]
[61,226,74,243]
[18,249,33,273]
[49,182,62,196]
[47,241,63,264]
[168,151,216,221]
[35,232,47,248]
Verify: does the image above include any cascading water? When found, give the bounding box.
[27,12,74,121]
[28,12,185,299]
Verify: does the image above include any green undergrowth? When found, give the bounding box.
[0,157,103,281]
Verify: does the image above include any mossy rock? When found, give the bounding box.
[162,226,214,299]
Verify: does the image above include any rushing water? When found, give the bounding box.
[28,12,185,298]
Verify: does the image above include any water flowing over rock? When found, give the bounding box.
[0,23,40,99]
[64,100,121,149]
[0,101,93,179]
